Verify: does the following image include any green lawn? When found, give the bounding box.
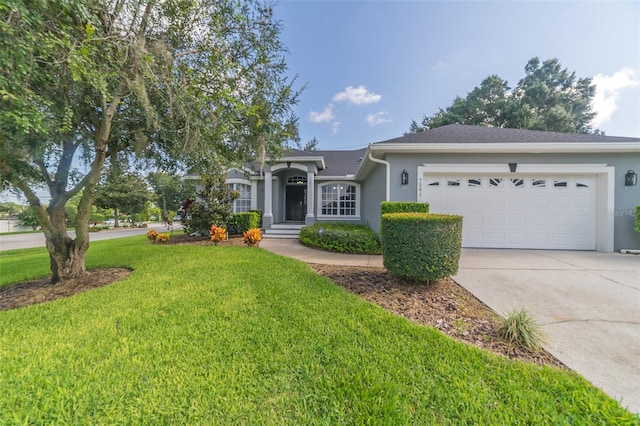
[0,237,636,424]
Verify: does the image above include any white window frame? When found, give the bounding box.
[227,179,252,214]
[317,181,360,220]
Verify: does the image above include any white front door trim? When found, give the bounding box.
[417,163,614,252]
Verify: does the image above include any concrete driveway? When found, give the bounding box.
[453,249,640,414]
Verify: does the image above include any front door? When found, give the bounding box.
[286,186,306,221]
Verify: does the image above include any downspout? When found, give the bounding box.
[368,152,390,201]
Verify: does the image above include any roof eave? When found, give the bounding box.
[268,155,326,170]
[369,142,640,153]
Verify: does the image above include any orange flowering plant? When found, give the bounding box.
[146,229,159,241]
[156,233,170,244]
[210,225,227,244]
[243,228,262,246]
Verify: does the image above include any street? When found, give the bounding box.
[0,223,181,252]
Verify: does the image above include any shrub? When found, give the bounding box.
[243,228,262,246]
[497,308,548,351]
[248,209,263,228]
[381,213,462,282]
[210,225,227,244]
[636,206,640,232]
[146,229,159,241]
[232,211,261,233]
[182,173,235,234]
[156,233,170,244]
[299,223,381,255]
[380,201,429,215]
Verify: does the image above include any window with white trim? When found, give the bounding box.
[318,183,359,218]
[227,183,251,213]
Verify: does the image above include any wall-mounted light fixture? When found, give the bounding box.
[508,163,518,173]
[625,170,637,186]
[401,169,409,185]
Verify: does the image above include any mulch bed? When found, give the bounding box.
[0,268,132,311]
[309,264,567,369]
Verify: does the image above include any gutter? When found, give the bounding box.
[368,153,390,201]
[369,142,640,154]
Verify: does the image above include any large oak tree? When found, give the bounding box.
[409,57,597,134]
[0,0,299,282]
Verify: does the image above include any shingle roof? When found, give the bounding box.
[375,124,640,144]
[315,148,366,176]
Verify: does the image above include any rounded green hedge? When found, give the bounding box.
[381,212,462,283]
[380,201,430,214]
[299,223,381,254]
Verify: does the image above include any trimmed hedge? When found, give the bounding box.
[299,223,381,255]
[231,211,261,234]
[380,201,430,214]
[636,206,640,233]
[381,212,462,283]
[248,209,263,228]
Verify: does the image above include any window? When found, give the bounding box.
[553,180,568,188]
[319,183,359,217]
[532,179,546,188]
[489,178,503,188]
[287,175,307,185]
[510,178,524,188]
[468,178,482,187]
[447,179,461,187]
[228,183,251,213]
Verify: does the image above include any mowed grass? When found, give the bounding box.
[0,238,636,424]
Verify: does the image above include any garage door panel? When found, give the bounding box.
[463,212,483,227]
[549,215,571,227]
[485,232,506,245]
[421,173,597,250]
[506,195,528,209]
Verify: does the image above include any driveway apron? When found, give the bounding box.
[453,249,640,414]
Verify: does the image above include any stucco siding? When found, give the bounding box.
[360,163,387,233]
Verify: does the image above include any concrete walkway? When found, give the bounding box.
[260,239,640,414]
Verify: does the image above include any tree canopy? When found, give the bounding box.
[409,58,597,134]
[0,0,300,282]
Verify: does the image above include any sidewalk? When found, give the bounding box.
[260,238,383,267]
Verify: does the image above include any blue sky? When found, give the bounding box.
[275,0,640,150]
[2,1,638,204]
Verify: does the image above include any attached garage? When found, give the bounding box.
[417,163,615,251]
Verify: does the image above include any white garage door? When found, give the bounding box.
[420,175,597,250]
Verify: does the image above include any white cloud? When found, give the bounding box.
[309,104,335,123]
[331,122,341,135]
[332,85,381,105]
[366,111,393,126]
[591,67,639,128]
[431,60,444,71]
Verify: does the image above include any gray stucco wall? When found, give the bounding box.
[378,152,640,251]
[360,164,387,232]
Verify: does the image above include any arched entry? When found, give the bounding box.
[285,175,307,221]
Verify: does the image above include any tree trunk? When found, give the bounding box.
[43,202,90,283]
[47,233,88,284]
